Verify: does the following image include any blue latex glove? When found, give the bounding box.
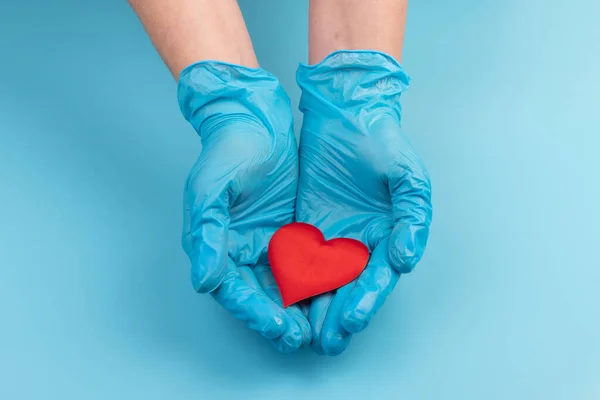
[177,62,311,352]
[296,51,433,355]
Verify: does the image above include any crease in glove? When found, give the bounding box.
[295,50,432,356]
[177,61,311,353]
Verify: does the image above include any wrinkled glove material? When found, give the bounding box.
[177,61,310,352]
[296,50,433,355]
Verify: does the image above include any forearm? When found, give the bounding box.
[309,0,408,64]
[129,0,258,78]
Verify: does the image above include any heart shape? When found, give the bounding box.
[268,222,370,307]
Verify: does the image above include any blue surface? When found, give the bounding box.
[1,0,599,398]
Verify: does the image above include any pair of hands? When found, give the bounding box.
[177,51,432,355]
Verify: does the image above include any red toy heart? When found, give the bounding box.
[268,223,370,307]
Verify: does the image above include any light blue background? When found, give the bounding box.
[1,0,599,398]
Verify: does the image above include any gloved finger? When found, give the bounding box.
[253,264,312,348]
[211,258,290,343]
[388,153,433,273]
[186,170,232,294]
[319,282,356,356]
[308,292,334,355]
[235,265,304,355]
[341,241,400,333]
[298,299,311,319]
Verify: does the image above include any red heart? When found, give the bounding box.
[268,223,370,307]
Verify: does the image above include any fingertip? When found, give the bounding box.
[307,293,334,355]
[288,308,313,347]
[315,285,355,356]
[389,224,430,273]
[271,318,304,353]
[228,283,287,340]
[320,331,351,356]
[259,314,287,340]
[340,246,399,333]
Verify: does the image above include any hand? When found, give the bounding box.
[178,62,311,352]
[296,51,433,355]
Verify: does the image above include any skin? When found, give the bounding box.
[304,0,413,355]
[128,0,259,78]
[129,0,413,355]
[309,0,408,64]
[128,0,311,352]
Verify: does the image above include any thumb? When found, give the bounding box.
[388,155,433,273]
[186,169,233,293]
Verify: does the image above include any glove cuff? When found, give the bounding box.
[177,61,292,138]
[296,50,410,117]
